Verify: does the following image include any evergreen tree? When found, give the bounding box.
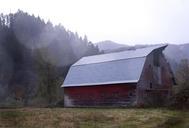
[0,10,100,106]
[172,59,189,108]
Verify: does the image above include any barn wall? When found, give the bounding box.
[64,83,137,107]
[137,49,174,105]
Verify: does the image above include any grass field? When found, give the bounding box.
[0,108,189,128]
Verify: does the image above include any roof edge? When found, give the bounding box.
[62,79,138,87]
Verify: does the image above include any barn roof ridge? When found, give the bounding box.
[73,44,167,66]
[72,56,146,67]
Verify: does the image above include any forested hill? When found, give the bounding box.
[0,10,101,106]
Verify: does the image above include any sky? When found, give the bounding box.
[1,0,189,45]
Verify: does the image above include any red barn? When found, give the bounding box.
[62,45,175,107]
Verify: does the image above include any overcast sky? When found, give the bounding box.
[1,0,189,45]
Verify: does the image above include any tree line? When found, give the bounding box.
[0,10,101,107]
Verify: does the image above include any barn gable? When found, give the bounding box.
[62,44,167,87]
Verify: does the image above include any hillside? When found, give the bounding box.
[96,40,127,51]
[164,44,189,62]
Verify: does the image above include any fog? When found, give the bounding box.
[0,11,100,104]
[1,0,189,44]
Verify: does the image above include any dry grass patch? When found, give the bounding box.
[0,108,188,128]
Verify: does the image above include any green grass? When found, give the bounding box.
[0,108,188,128]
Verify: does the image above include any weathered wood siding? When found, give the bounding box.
[64,83,136,107]
[137,49,174,105]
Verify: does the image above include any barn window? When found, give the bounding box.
[153,51,160,66]
[150,82,152,89]
[171,77,177,85]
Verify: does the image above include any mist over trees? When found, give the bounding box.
[170,59,189,108]
[0,10,100,106]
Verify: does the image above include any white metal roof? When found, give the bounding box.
[62,44,167,87]
[73,44,166,66]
